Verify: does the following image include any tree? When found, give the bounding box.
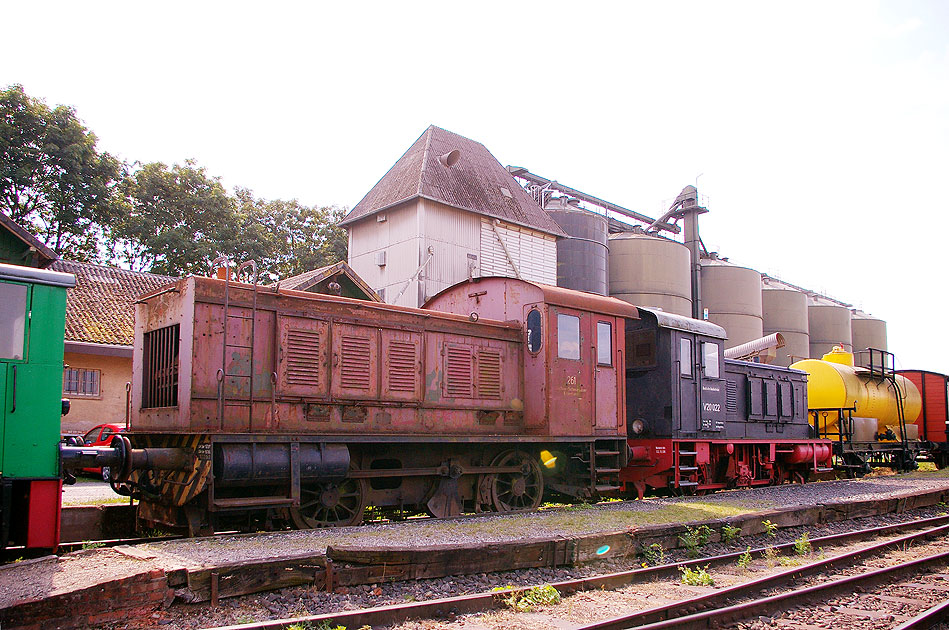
[111,161,237,276]
[0,84,124,261]
[233,189,348,281]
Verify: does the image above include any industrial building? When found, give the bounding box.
[341,126,887,365]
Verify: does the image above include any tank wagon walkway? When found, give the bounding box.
[3,472,949,630]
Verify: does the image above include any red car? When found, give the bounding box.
[80,423,125,481]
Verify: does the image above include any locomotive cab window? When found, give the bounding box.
[596,322,612,365]
[557,313,580,360]
[0,282,28,360]
[526,309,543,353]
[680,338,693,377]
[703,342,720,379]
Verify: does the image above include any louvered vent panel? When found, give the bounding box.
[477,348,502,399]
[726,380,738,413]
[389,340,417,392]
[446,345,473,397]
[286,329,321,385]
[341,336,372,390]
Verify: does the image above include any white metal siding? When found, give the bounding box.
[347,202,421,306]
[418,200,481,303]
[480,218,556,285]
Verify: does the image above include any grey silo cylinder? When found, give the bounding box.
[547,199,609,295]
[762,287,810,367]
[851,315,887,367]
[808,304,852,358]
[700,260,763,347]
[608,232,691,317]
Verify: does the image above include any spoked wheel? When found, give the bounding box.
[489,450,543,512]
[290,476,367,528]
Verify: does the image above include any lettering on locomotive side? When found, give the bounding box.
[702,385,720,392]
[703,402,721,412]
[561,374,586,397]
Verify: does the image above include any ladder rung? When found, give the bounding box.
[678,450,698,456]
[678,466,699,472]
[677,481,699,487]
[595,450,620,456]
[595,468,621,474]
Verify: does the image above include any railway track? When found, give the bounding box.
[200,512,949,630]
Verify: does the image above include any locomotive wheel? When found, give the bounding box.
[290,477,367,528]
[489,450,543,512]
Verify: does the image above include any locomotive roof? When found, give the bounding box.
[636,306,727,338]
[425,277,641,320]
[143,275,523,333]
[0,261,76,288]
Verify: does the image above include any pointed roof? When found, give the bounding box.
[275,261,382,302]
[0,212,58,268]
[340,126,566,237]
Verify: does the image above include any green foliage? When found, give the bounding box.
[110,161,235,276]
[286,622,346,630]
[721,524,742,544]
[793,532,812,556]
[763,546,780,568]
[1,84,124,261]
[495,584,561,612]
[679,524,713,557]
[2,84,349,279]
[233,189,349,280]
[643,542,665,566]
[81,541,105,550]
[678,565,715,586]
[762,519,778,538]
[737,546,753,570]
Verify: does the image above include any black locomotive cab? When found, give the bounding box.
[624,308,727,439]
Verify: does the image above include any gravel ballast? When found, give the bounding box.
[2,469,948,626]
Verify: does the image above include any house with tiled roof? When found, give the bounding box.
[50,260,176,434]
[340,126,565,307]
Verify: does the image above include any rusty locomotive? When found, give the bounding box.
[59,271,835,535]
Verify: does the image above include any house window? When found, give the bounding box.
[64,368,101,397]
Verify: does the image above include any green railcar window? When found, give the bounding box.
[0,282,28,360]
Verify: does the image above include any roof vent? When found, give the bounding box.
[438,150,460,168]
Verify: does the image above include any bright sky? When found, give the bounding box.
[4,1,947,372]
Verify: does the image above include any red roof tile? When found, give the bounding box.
[340,126,566,237]
[51,260,177,346]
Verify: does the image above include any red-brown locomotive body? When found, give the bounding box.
[128,275,630,533]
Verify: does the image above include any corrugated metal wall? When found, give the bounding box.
[348,200,557,308]
[348,203,421,307]
[479,218,556,285]
[419,200,481,304]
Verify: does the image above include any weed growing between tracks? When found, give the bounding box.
[721,523,742,543]
[493,584,562,612]
[678,565,715,586]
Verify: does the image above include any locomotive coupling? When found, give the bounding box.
[60,435,191,482]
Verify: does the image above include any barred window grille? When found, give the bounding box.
[143,324,180,408]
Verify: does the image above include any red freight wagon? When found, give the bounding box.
[123,274,629,535]
[897,370,949,468]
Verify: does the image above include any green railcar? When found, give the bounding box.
[1,262,75,548]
